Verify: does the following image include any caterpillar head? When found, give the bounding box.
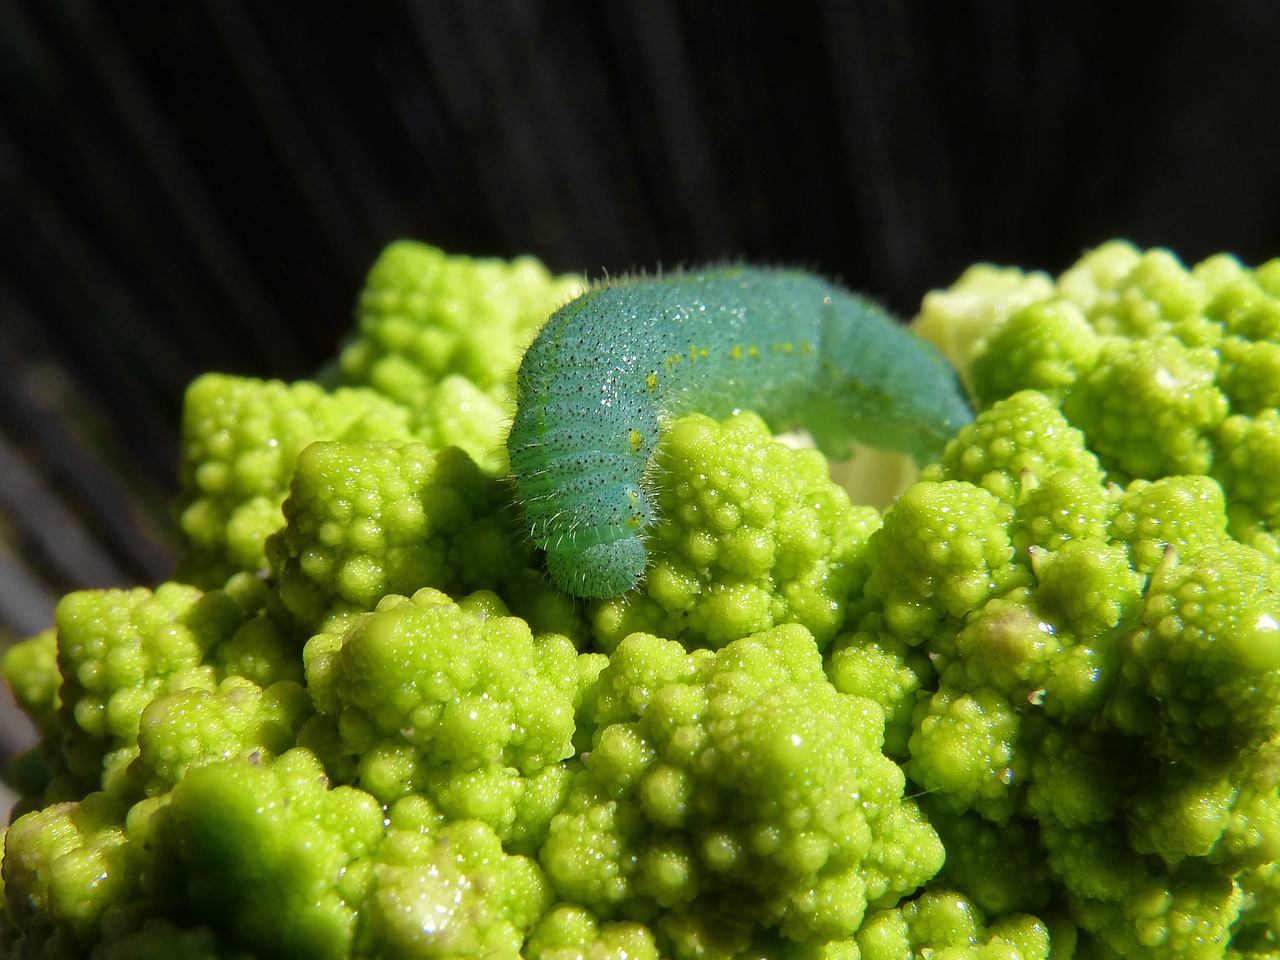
[544,537,646,598]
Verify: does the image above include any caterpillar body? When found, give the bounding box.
[507,266,974,599]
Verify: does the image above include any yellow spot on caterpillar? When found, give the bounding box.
[699,347,708,359]
[730,344,743,360]
[630,430,644,452]
[782,342,794,354]
[801,341,814,354]
[748,345,760,358]
[646,371,658,391]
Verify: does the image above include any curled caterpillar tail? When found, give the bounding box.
[508,266,973,598]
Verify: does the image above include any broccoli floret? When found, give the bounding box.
[861,479,1022,640]
[1062,336,1228,480]
[827,630,929,757]
[524,905,660,960]
[968,300,1102,407]
[127,675,311,797]
[355,795,551,960]
[155,748,385,960]
[267,440,532,634]
[301,588,602,852]
[920,805,1055,917]
[90,919,250,960]
[336,240,584,472]
[591,413,881,651]
[1109,539,1280,763]
[3,629,61,740]
[542,626,943,959]
[1214,410,1280,560]
[2,791,136,947]
[42,583,256,797]
[176,374,414,584]
[912,262,1057,383]
[339,240,583,401]
[856,889,1051,960]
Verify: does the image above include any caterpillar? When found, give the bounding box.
[507,266,974,598]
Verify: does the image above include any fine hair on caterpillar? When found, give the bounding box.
[507,266,974,599]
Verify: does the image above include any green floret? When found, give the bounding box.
[968,299,1102,407]
[1127,734,1280,870]
[127,675,311,797]
[1218,337,1280,414]
[911,262,1057,383]
[301,588,602,851]
[591,412,881,652]
[336,240,584,471]
[542,626,943,959]
[855,889,1052,960]
[340,240,583,400]
[267,440,536,634]
[355,796,551,960]
[3,628,61,739]
[920,806,1055,917]
[1110,539,1280,763]
[1232,862,1280,957]
[266,436,586,643]
[861,479,1022,641]
[153,748,385,960]
[2,791,136,948]
[926,389,1107,505]
[1110,475,1231,573]
[407,373,513,474]
[1044,826,1244,960]
[906,685,1024,822]
[1214,410,1280,560]
[176,373,414,584]
[1062,336,1228,480]
[524,905,660,960]
[90,919,250,960]
[44,583,253,796]
[827,630,929,757]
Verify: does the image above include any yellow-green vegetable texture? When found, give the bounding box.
[4,239,1280,960]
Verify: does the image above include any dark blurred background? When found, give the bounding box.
[1,1,1279,669]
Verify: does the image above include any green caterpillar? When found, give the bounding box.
[508,266,974,598]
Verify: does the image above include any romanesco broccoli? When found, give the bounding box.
[3,239,1280,960]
